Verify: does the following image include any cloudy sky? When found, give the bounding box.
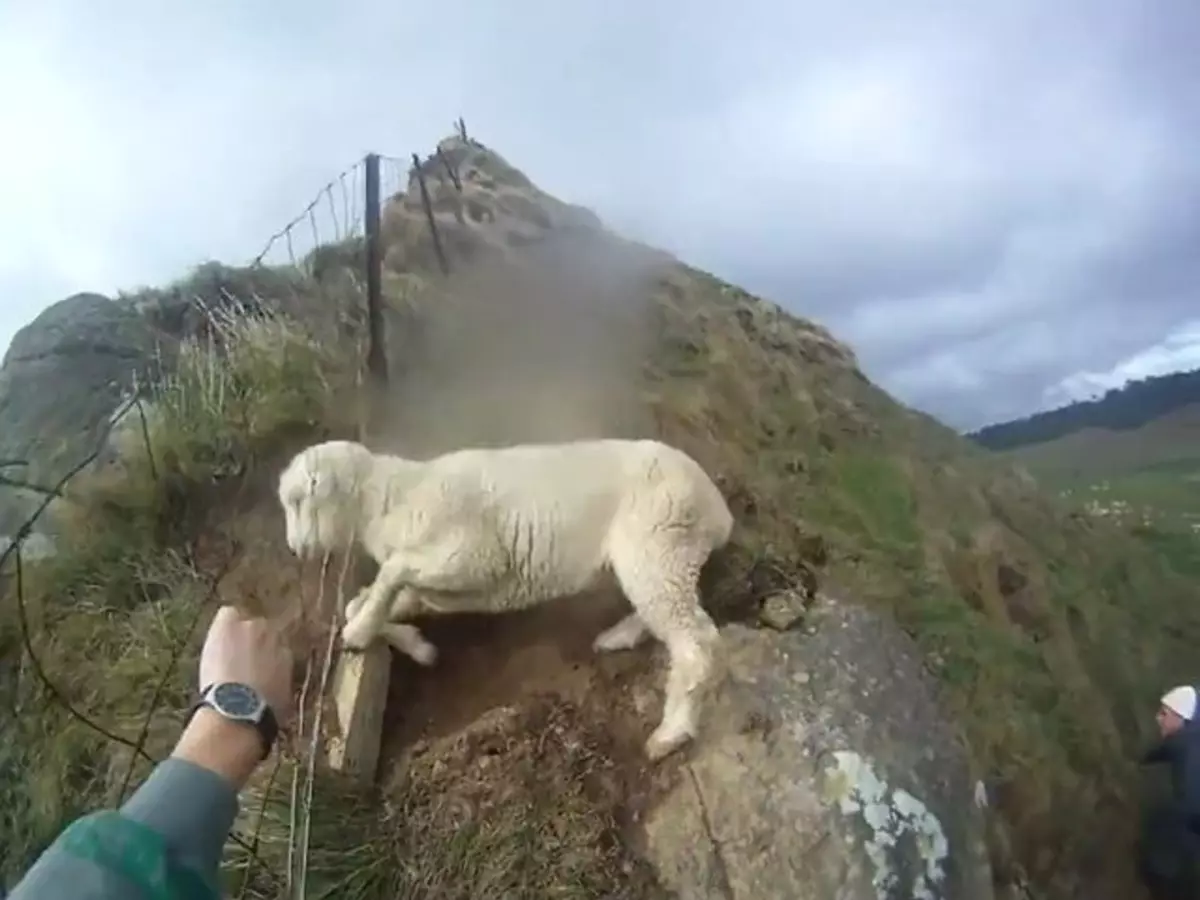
[2,0,1197,430]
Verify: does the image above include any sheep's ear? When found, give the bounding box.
[307,465,340,501]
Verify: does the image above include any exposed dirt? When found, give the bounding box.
[382,590,683,812]
[201,465,788,897]
[367,592,688,898]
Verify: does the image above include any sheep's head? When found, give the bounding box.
[277,440,373,558]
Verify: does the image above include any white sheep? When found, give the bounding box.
[277,437,734,761]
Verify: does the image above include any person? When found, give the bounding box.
[7,605,294,900]
[1138,684,1200,899]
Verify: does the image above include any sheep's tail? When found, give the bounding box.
[671,447,734,550]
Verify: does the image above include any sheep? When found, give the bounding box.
[277,437,734,761]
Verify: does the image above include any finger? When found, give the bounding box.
[210,604,246,628]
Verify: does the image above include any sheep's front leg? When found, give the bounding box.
[381,622,438,666]
[341,554,419,650]
[342,531,502,651]
[342,583,437,665]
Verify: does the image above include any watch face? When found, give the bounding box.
[211,682,264,720]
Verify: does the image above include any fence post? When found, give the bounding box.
[329,151,391,786]
[411,153,450,276]
[363,152,388,387]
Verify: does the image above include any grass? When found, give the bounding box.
[0,295,352,887]
[643,264,1200,896]
[4,151,1200,900]
[0,269,670,900]
[229,702,666,900]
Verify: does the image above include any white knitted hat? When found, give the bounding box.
[1161,685,1197,720]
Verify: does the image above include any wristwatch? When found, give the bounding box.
[188,681,280,761]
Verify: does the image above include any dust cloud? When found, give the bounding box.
[374,234,668,458]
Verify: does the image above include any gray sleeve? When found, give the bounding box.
[119,757,241,878]
[7,758,240,900]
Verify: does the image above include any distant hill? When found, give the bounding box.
[970,367,1200,451]
[970,367,1200,575]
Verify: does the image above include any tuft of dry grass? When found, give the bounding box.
[639,264,1200,896]
[0,298,350,885]
[229,701,669,900]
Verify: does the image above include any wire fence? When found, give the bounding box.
[0,118,478,897]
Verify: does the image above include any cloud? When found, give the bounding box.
[1,0,1198,432]
[1047,320,1200,406]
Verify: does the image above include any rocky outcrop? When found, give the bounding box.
[643,599,993,900]
[0,294,160,534]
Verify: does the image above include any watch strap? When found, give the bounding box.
[186,682,280,761]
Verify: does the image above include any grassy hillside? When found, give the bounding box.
[974,378,1200,584]
[2,139,1198,898]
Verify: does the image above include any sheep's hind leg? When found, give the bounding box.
[593,612,650,653]
[610,539,722,762]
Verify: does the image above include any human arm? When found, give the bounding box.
[8,710,263,899]
[1142,732,1181,766]
[6,607,293,899]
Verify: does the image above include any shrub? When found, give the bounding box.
[0,299,350,885]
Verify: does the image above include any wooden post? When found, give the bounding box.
[363,152,388,387]
[324,152,392,784]
[324,631,391,780]
[411,153,450,276]
[436,146,462,192]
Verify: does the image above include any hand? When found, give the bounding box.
[198,604,294,728]
[173,606,295,788]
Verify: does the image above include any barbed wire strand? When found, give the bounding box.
[0,392,281,883]
[133,394,158,483]
[114,554,233,805]
[296,546,353,900]
[286,550,330,898]
[307,208,321,264]
[339,172,352,242]
[0,390,141,580]
[352,162,363,233]
[112,393,185,805]
[324,185,341,244]
[5,130,473,891]
[252,159,364,267]
[382,156,405,202]
[236,753,284,900]
[11,549,155,764]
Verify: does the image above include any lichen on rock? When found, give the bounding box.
[822,749,950,900]
[641,599,993,900]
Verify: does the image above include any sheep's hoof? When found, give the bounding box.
[410,641,438,667]
[340,620,376,652]
[345,588,370,621]
[645,726,693,762]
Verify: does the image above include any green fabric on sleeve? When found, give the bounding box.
[58,812,215,900]
[7,758,240,900]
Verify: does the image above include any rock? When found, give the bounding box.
[0,532,56,562]
[642,600,993,900]
[0,294,160,533]
[758,589,809,631]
